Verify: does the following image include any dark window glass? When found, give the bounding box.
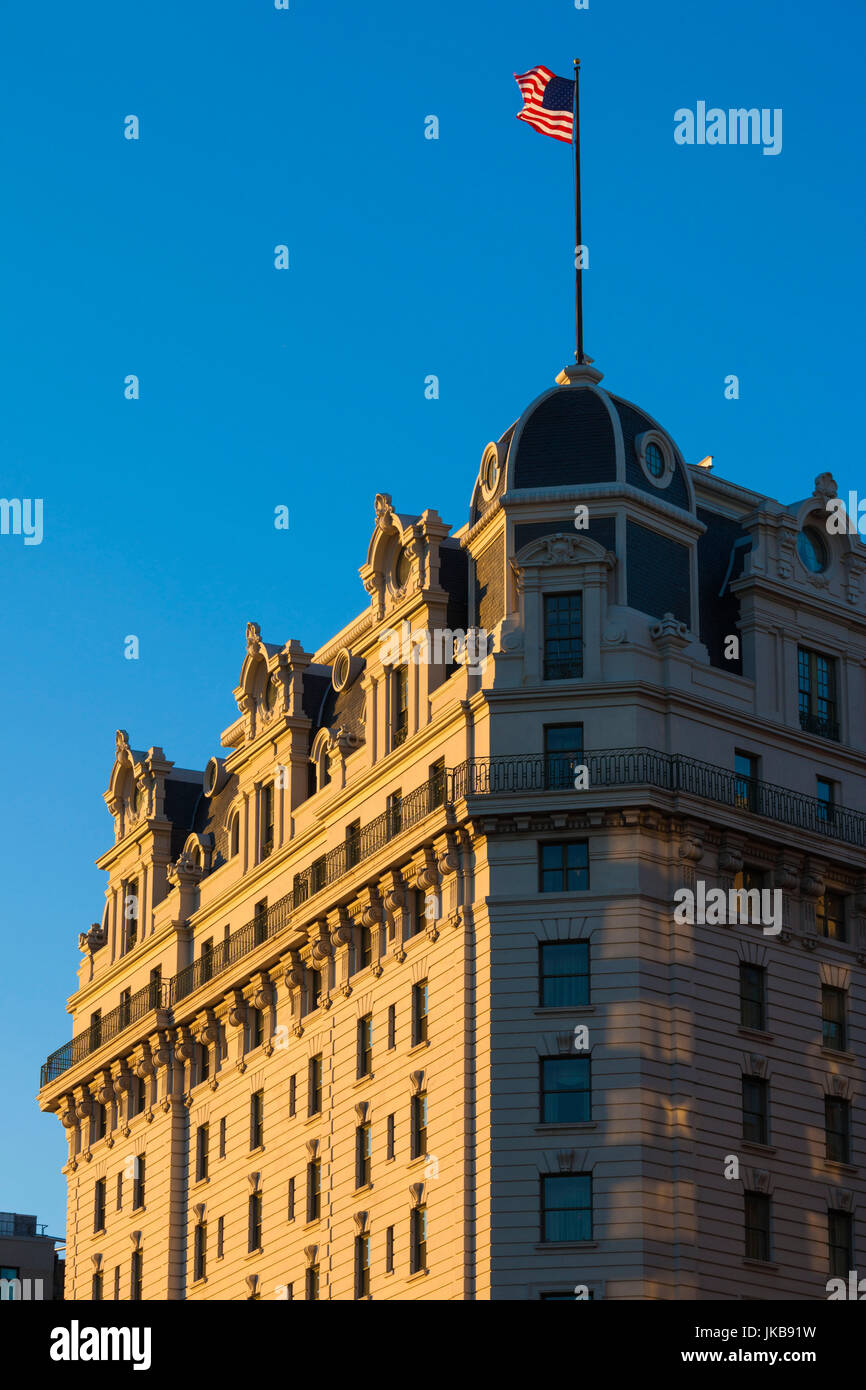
[411,1093,428,1160]
[541,1057,591,1124]
[739,964,766,1031]
[218,1116,226,1158]
[822,986,847,1051]
[429,758,446,810]
[119,989,131,1029]
[248,1192,262,1252]
[94,1178,106,1233]
[288,1076,296,1118]
[249,1007,263,1050]
[544,593,583,680]
[412,981,428,1045]
[544,724,584,790]
[196,1124,209,1182]
[540,841,589,893]
[386,1113,395,1160]
[734,752,759,812]
[645,441,664,478]
[130,1250,142,1301]
[825,1097,851,1164]
[388,1004,396,1050]
[193,1222,206,1282]
[356,925,372,972]
[346,819,361,869]
[201,938,213,983]
[540,941,590,1008]
[250,1090,264,1150]
[260,784,274,858]
[541,1174,592,1242]
[354,1233,371,1298]
[357,1015,373,1078]
[816,778,835,824]
[410,1206,427,1273]
[305,1264,320,1300]
[393,668,409,747]
[287,1177,295,1221]
[307,1160,321,1222]
[798,647,839,741]
[308,1056,322,1116]
[388,790,403,837]
[385,1226,395,1273]
[828,1210,853,1277]
[742,1076,769,1145]
[744,1193,771,1262]
[92,1271,103,1301]
[409,887,426,938]
[217,1215,224,1259]
[132,1155,145,1210]
[356,1124,372,1188]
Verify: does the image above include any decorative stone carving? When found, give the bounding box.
[813,473,838,500]
[409,1183,425,1208]
[78,923,107,954]
[283,951,305,991]
[409,1070,425,1095]
[307,921,332,964]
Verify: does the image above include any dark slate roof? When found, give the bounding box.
[612,395,689,510]
[696,507,751,672]
[301,671,332,724]
[511,388,617,490]
[192,772,240,868]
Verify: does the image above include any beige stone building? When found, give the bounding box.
[39,360,866,1299]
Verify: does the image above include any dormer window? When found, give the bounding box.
[645,442,664,478]
[797,527,829,574]
[636,431,674,489]
[395,545,412,589]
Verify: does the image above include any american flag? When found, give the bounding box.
[514,66,575,144]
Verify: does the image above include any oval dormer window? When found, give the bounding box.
[395,545,412,588]
[645,442,664,479]
[797,527,828,574]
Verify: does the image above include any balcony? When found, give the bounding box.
[799,710,840,743]
[40,748,866,1089]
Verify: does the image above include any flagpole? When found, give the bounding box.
[573,58,584,364]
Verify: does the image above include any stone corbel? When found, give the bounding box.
[74,1087,93,1121]
[329,905,354,953]
[94,1072,115,1109]
[227,990,248,1030]
[174,1027,195,1064]
[435,831,459,876]
[197,1009,221,1047]
[251,972,273,1012]
[307,920,332,965]
[414,846,440,892]
[409,1182,425,1208]
[357,886,383,929]
[283,950,305,992]
[382,869,405,918]
[78,922,107,955]
[717,833,745,881]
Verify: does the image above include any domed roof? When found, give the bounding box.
[471,364,694,520]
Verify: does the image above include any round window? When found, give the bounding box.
[797,526,828,574]
[645,442,665,479]
[264,676,278,710]
[482,451,498,494]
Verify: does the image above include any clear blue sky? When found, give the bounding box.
[1,0,863,1237]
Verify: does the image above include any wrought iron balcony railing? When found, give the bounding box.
[40,747,866,1088]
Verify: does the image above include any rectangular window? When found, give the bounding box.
[739,963,767,1031]
[822,986,847,1051]
[148,967,162,1010]
[132,1156,145,1210]
[216,1215,224,1259]
[193,1221,207,1282]
[196,1123,209,1183]
[742,1076,769,1145]
[798,646,839,741]
[540,1057,591,1124]
[409,887,426,939]
[356,925,372,972]
[249,1007,264,1051]
[346,819,361,869]
[357,1015,373,1078]
[201,937,214,983]
[386,1112,395,1160]
[91,1102,107,1145]
[113,1267,120,1301]
[124,881,139,952]
[131,1074,146,1116]
[253,898,268,946]
[411,981,428,1046]
[287,1177,295,1222]
[94,1178,106,1233]
[543,592,583,680]
[540,941,590,1008]
[540,841,589,893]
[385,1225,395,1273]
[410,1093,428,1160]
[305,1264,320,1300]
[744,1192,771,1262]
[817,891,846,942]
[307,1160,321,1222]
[90,1010,102,1052]
[260,784,274,859]
[250,1089,264,1150]
[541,1174,592,1242]
[734,751,760,812]
[355,1123,372,1188]
[816,777,836,825]
[92,1271,103,1301]
[288,1074,296,1118]
[828,1210,853,1277]
[388,789,403,837]
[387,1004,396,1050]
[429,757,446,810]
[354,1233,371,1298]
[544,724,584,790]
[308,1055,322,1116]
[119,988,131,1029]
[393,667,409,748]
[130,1250,142,1301]
[825,1097,851,1164]
[410,1206,427,1274]
[199,1044,209,1085]
[218,1116,226,1159]
[248,1192,262,1252]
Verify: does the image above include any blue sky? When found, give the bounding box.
[1,0,863,1236]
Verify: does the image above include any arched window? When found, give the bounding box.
[230,813,240,858]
